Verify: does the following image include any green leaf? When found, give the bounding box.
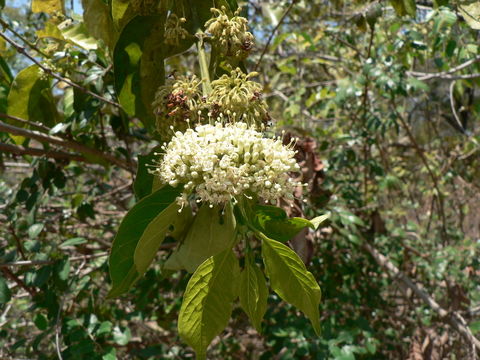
[107,185,181,298]
[28,223,44,239]
[134,202,191,275]
[251,205,314,243]
[31,0,64,14]
[178,249,240,360]
[310,213,330,229]
[34,313,48,330]
[0,275,11,304]
[459,1,480,30]
[111,0,134,29]
[239,255,268,332]
[113,15,166,134]
[82,0,118,49]
[164,202,236,273]
[61,23,99,50]
[133,152,158,199]
[261,235,321,335]
[60,237,87,248]
[7,65,59,143]
[390,0,416,17]
[37,20,64,41]
[0,55,13,84]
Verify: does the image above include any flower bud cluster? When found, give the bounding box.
[152,75,202,139]
[164,13,189,46]
[205,7,254,60]
[131,0,160,16]
[153,122,300,207]
[209,68,270,126]
[153,69,269,138]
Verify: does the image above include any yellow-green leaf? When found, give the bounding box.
[178,249,240,360]
[134,202,191,275]
[459,1,480,30]
[7,65,59,144]
[82,0,118,49]
[61,23,98,50]
[32,0,64,14]
[239,256,268,332]
[164,203,236,273]
[261,235,321,335]
[107,185,181,298]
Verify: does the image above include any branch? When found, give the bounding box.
[449,81,466,134]
[0,31,121,108]
[391,103,447,236]
[408,55,480,81]
[254,0,298,71]
[1,267,37,297]
[0,17,50,58]
[0,113,52,133]
[0,117,135,172]
[363,242,480,353]
[0,142,87,162]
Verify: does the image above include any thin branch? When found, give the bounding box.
[0,31,121,108]
[0,118,135,172]
[363,242,480,353]
[449,81,466,134]
[0,113,52,133]
[0,142,87,162]
[408,55,480,81]
[1,268,37,297]
[254,0,298,71]
[0,17,50,58]
[391,104,447,237]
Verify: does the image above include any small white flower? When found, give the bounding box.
[153,122,300,206]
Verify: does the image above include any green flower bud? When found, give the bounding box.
[205,7,255,60]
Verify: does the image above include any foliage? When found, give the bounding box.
[1,0,480,359]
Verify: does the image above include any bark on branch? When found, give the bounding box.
[0,142,87,162]
[0,118,135,172]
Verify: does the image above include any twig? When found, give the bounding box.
[9,224,26,260]
[254,0,298,71]
[363,242,480,353]
[0,17,50,58]
[391,103,447,237]
[0,113,52,133]
[0,31,121,108]
[1,268,36,297]
[0,118,135,172]
[0,142,87,162]
[449,81,466,134]
[408,55,480,81]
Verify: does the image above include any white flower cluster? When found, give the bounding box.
[154,122,301,207]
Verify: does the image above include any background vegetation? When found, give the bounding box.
[1,0,480,359]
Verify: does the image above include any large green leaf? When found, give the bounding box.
[459,1,480,30]
[178,249,240,360]
[239,255,268,332]
[164,202,236,273]
[113,15,166,134]
[82,0,118,49]
[107,185,181,298]
[134,202,191,275]
[7,65,59,143]
[261,235,321,335]
[251,205,314,243]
